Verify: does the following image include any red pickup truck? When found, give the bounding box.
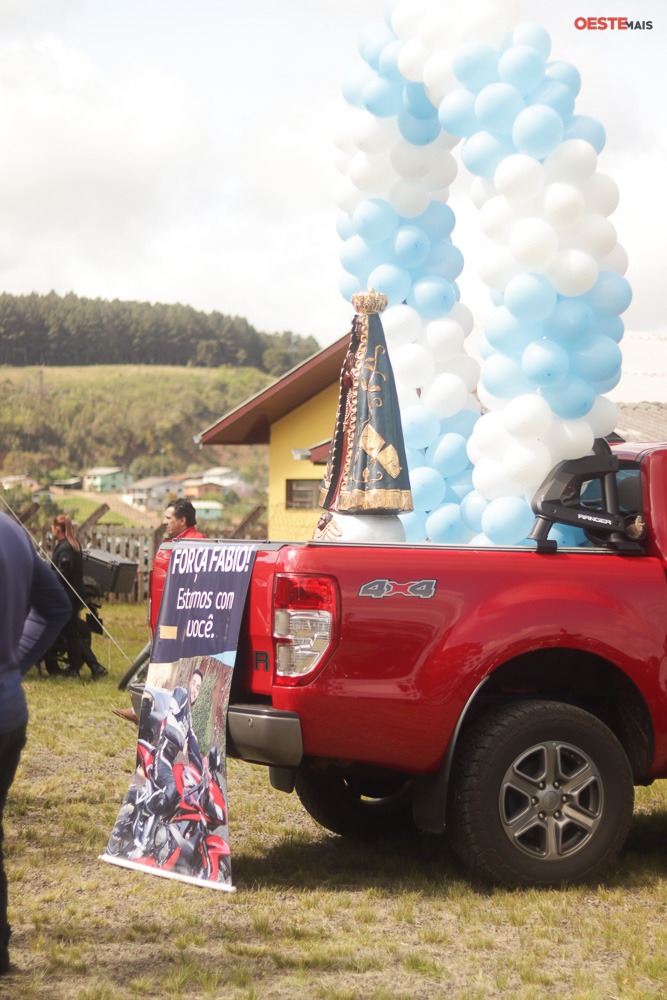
[146,439,667,887]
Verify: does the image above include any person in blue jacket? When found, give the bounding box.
[0,513,70,976]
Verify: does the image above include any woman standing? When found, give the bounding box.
[51,515,106,679]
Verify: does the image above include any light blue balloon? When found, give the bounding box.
[391,225,431,268]
[352,199,399,243]
[481,352,536,398]
[462,131,514,178]
[521,338,570,386]
[339,270,363,302]
[498,45,546,96]
[542,375,595,419]
[367,263,412,306]
[446,469,474,502]
[592,370,622,394]
[475,82,525,133]
[379,39,404,84]
[340,235,389,281]
[470,533,494,547]
[570,334,622,382]
[460,490,489,533]
[403,83,438,120]
[527,80,575,120]
[548,523,588,547]
[502,23,552,60]
[485,306,544,354]
[398,108,441,145]
[565,115,606,153]
[426,432,469,478]
[512,105,564,158]
[545,60,581,96]
[438,88,479,138]
[413,202,456,241]
[406,275,456,320]
[592,315,624,343]
[410,466,447,512]
[336,210,354,241]
[482,496,535,545]
[342,64,376,108]
[362,75,403,117]
[504,273,557,322]
[362,24,397,72]
[383,0,400,30]
[544,299,594,344]
[405,446,428,470]
[399,509,428,543]
[402,405,441,450]
[452,42,499,92]
[584,272,632,317]
[425,240,464,281]
[426,503,470,544]
[478,333,495,360]
[441,409,480,437]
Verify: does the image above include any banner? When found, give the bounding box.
[101,541,257,892]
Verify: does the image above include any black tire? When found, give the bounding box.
[294,770,415,839]
[447,699,634,887]
[118,640,152,691]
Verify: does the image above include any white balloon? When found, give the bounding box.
[348,151,397,194]
[327,512,407,543]
[477,382,509,411]
[352,112,399,154]
[494,154,545,202]
[455,2,513,45]
[548,249,598,296]
[541,418,595,461]
[598,243,629,275]
[390,139,437,179]
[388,178,431,217]
[503,393,553,438]
[418,6,458,53]
[393,342,435,389]
[478,244,521,290]
[479,196,519,240]
[334,176,366,213]
[472,410,511,456]
[395,381,421,408]
[332,109,361,154]
[544,140,598,182]
[449,301,475,337]
[509,217,559,269]
[424,152,458,190]
[581,173,620,216]
[333,146,352,175]
[423,49,458,107]
[470,176,496,208]
[564,214,617,258]
[382,304,423,348]
[473,457,525,500]
[441,353,481,391]
[398,37,431,81]
[586,395,618,438]
[541,182,586,229]
[392,0,429,41]
[504,439,554,487]
[424,318,466,359]
[466,436,484,464]
[421,372,469,417]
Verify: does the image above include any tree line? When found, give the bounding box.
[0,291,320,375]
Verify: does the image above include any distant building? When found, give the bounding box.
[121,476,184,511]
[84,467,133,492]
[183,467,253,500]
[192,499,224,521]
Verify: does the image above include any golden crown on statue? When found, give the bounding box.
[351,289,388,315]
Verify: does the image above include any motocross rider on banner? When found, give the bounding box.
[146,669,203,823]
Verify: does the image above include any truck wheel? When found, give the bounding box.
[294,771,415,839]
[118,640,151,691]
[448,700,634,887]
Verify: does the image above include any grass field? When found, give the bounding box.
[4,603,667,999]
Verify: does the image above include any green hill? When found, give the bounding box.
[0,364,270,483]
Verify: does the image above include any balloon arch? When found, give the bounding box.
[333,0,631,546]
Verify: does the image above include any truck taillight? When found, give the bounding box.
[273,574,338,685]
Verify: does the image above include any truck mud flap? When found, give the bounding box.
[227,705,303,767]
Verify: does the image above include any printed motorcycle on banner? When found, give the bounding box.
[101,541,257,892]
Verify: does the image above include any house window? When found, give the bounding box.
[286,480,321,509]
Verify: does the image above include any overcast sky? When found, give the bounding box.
[0,0,662,347]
